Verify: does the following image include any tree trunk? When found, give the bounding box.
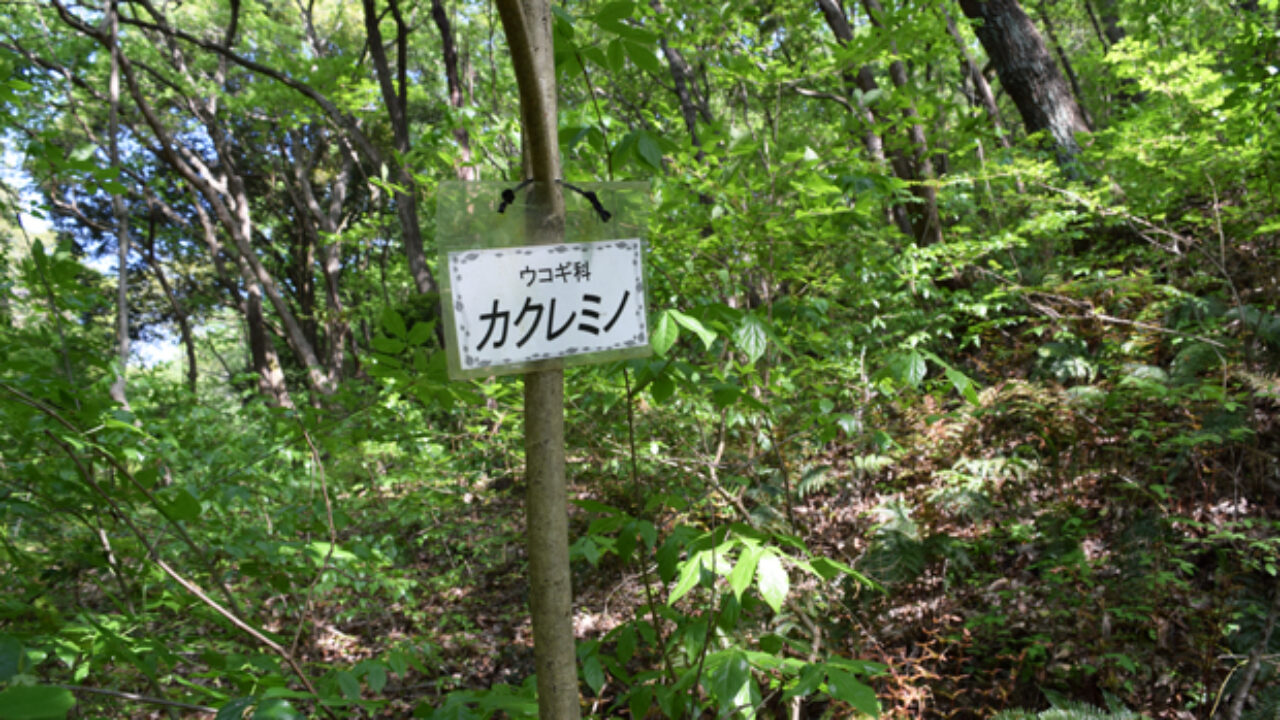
[861,0,944,245]
[815,0,915,238]
[945,9,1015,150]
[362,0,439,295]
[142,214,198,395]
[958,0,1092,163]
[495,1,580,718]
[107,0,130,411]
[1036,0,1094,129]
[432,0,476,181]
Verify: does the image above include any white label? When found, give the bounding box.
[448,239,647,371]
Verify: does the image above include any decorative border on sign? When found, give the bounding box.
[448,239,648,371]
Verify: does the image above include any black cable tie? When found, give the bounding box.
[497,178,533,213]
[496,179,612,223]
[558,180,612,223]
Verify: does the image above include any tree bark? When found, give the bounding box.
[958,0,1092,162]
[107,0,130,411]
[431,0,476,181]
[945,9,1014,150]
[362,0,439,295]
[861,0,944,245]
[1036,0,1094,129]
[815,0,915,238]
[142,213,198,395]
[495,1,580,718]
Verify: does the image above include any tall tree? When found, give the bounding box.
[958,0,1092,162]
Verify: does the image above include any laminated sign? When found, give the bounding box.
[436,181,652,380]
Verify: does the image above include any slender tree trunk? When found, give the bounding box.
[107,0,130,410]
[245,284,293,408]
[958,0,1092,163]
[1081,0,1109,52]
[432,0,475,180]
[363,0,439,295]
[815,0,915,238]
[495,1,580,718]
[142,215,197,395]
[1036,0,1094,129]
[945,9,1015,150]
[861,0,944,245]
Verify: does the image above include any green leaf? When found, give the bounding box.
[728,544,762,600]
[364,663,387,694]
[783,663,826,701]
[650,374,675,403]
[371,336,406,355]
[0,685,76,720]
[336,670,361,700]
[380,307,407,339]
[825,668,878,716]
[668,551,709,605]
[607,39,626,75]
[407,322,435,346]
[624,40,663,75]
[706,650,751,709]
[732,313,768,363]
[582,654,605,695]
[669,309,716,349]
[215,698,255,720]
[0,636,23,682]
[163,487,202,522]
[755,550,789,613]
[879,351,926,388]
[651,310,678,356]
[628,684,654,720]
[634,129,663,170]
[594,0,634,24]
[252,698,305,720]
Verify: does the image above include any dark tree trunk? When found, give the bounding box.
[1036,0,1094,129]
[958,0,1092,162]
[861,0,944,245]
[363,0,438,295]
[815,0,916,239]
[432,0,475,180]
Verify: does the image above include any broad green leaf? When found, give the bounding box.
[624,40,664,75]
[607,39,626,75]
[407,322,435,346]
[371,336,406,355]
[755,550,789,613]
[706,650,750,710]
[336,670,361,700]
[668,551,709,605]
[380,307,407,339]
[826,668,878,716]
[252,698,305,720]
[628,684,654,720]
[163,487,201,522]
[0,636,23,682]
[582,654,605,695]
[728,544,762,600]
[594,0,634,24]
[650,374,675,403]
[651,310,678,356]
[732,313,768,363]
[783,663,826,701]
[635,129,663,170]
[215,698,255,720]
[0,685,76,720]
[364,663,387,694]
[669,309,716,349]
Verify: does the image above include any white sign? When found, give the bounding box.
[446,239,648,376]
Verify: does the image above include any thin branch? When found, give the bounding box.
[54,685,216,715]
